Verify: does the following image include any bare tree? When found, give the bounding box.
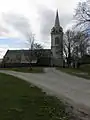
[63,30,76,67]
[26,33,44,68]
[73,32,89,57]
[33,43,43,49]
[63,29,90,67]
[24,32,35,69]
[74,1,90,30]
[26,33,43,50]
[72,31,90,67]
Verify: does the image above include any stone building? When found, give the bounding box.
[2,10,63,67]
[2,49,51,66]
[51,10,63,66]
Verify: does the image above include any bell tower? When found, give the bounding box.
[51,10,63,66]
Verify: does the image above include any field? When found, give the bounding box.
[0,73,73,120]
[0,67,44,73]
[57,64,90,80]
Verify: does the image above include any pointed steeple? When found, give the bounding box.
[55,10,60,27]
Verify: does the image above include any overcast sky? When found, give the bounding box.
[0,0,85,58]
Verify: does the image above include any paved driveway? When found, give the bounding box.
[0,68,90,119]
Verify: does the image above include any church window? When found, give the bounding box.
[55,37,59,44]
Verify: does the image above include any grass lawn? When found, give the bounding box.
[57,64,90,80]
[0,73,73,120]
[0,67,44,73]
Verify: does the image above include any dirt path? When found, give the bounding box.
[0,68,90,119]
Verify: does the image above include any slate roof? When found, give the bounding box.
[3,49,51,63]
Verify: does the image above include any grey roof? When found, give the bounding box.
[55,10,60,27]
[51,10,63,34]
[5,49,51,57]
[3,49,51,63]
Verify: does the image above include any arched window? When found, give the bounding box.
[55,37,59,45]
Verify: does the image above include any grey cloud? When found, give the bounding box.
[2,9,73,44]
[0,25,10,36]
[37,6,55,41]
[3,13,32,38]
[60,13,73,29]
[37,6,73,41]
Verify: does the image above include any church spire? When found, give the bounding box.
[55,10,60,27]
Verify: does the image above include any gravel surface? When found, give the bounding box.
[1,68,90,119]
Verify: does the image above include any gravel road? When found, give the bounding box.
[1,68,90,119]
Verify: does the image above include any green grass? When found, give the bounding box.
[79,64,90,73]
[0,73,73,120]
[0,67,44,73]
[57,65,90,80]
